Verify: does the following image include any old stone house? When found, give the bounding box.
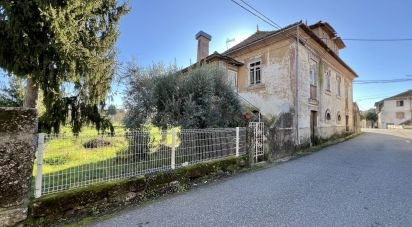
[191,21,358,145]
[375,90,412,128]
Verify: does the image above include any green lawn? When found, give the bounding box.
[34,125,128,174]
[32,125,238,196]
[34,125,184,195]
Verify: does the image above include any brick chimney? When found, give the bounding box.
[195,31,212,61]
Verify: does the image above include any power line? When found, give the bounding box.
[237,0,283,29]
[229,0,279,30]
[353,78,412,84]
[355,96,391,101]
[228,0,330,61]
[229,0,303,41]
[342,38,412,42]
[230,0,412,54]
[355,91,401,99]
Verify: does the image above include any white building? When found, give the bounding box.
[375,90,412,128]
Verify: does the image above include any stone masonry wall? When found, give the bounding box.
[0,108,37,226]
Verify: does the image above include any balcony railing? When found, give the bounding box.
[310,85,317,100]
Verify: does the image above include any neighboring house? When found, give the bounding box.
[190,20,358,145]
[375,90,412,128]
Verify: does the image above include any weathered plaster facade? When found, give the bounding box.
[229,38,293,118]
[219,21,357,144]
[192,21,358,145]
[294,27,356,141]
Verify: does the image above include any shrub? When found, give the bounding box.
[123,63,245,130]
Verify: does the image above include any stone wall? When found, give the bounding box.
[0,107,37,226]
[27,156,248,226]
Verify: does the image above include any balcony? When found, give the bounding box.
[310,85,317,100]
[309,85,318,105]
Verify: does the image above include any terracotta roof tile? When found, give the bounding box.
[223,21,302,55]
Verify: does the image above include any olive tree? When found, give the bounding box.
[124,63,245,129]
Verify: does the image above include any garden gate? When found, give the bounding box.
[249,122,265,162]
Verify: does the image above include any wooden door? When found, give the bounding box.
[310,111,317,144]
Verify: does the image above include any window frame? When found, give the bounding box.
[337,111,342,123]
[309,60,318,87]
[249,61,261,85]
[396,112,405,119]
[325,109,331,121]
[396,100,404,107]
[336,75,341,97]
[227,69,238,90]
[325,70,331,91]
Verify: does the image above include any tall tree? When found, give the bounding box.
[0,0,128,133]
[366,111,378,127]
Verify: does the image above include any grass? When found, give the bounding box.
[34,125,128,174]
[33,125,130,194]
[33,124,190,195]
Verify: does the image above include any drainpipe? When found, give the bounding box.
[295,25,301,144]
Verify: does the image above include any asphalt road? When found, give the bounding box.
[90,130,412,227]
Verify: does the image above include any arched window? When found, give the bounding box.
[337,111,342,122]
[325,109,331,121]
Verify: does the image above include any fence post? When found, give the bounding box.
[35,133,45,198]
[235,127,240,157]
[171,128,176,170]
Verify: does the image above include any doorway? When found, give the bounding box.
[310,111,317,145]
[346,115,349,131]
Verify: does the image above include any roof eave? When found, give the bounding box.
[299,24,358,78]
[223,21,302,56]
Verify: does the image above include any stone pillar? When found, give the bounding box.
[0,108,37,226]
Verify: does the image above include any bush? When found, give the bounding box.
[123,63,245,129]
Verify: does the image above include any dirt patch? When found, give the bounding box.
[83,139,111,149]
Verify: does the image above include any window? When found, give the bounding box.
[309,60,317,86]
[227,70,237,90]
[309,60,318,100]
[396,112,405,119]
[249,61,261,85]
[336,75,341,97]
[337,112,342,122]
[325,70,331,91]
[396,100,404,107]
[325,109,331,121]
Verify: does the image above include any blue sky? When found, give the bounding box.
[1,1,411,110]
[115,0,412,110]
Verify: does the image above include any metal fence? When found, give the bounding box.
[34,127,247,197]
